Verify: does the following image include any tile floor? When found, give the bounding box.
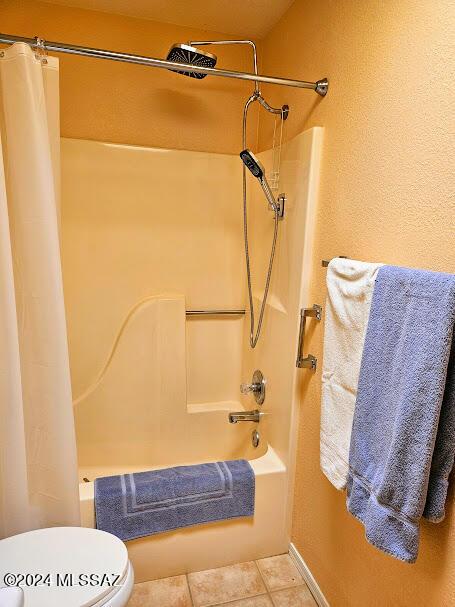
[127,554,318,607]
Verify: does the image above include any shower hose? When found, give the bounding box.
[243,93,280,349]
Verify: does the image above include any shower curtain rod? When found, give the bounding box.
[0,33,329,96]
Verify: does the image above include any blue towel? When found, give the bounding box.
[94,460,255,541]
[347,265,455,563]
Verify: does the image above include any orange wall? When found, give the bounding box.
[261,1,455,606]
[1,0,260,153]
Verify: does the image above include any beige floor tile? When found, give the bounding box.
[270,585,317,607]
[256,554,303,592]
[188,561,267,607]
[127,575,192,607]
[224,597,273,607]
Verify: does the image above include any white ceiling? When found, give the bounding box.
[43,0,294,38]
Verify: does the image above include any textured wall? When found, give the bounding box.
[1,0,260,153]
[260,1,455,605]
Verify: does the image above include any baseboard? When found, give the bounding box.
[289,543,330,607]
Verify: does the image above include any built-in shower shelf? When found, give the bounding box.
[187,400,245,414]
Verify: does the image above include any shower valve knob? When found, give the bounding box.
[240,382,260,395]
[240,370,266,405]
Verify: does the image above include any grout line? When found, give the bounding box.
[255,556,306,594]
[205,591,270,607]
[192,562,270,607]
[186,573,196,607]
[254,559,270,593]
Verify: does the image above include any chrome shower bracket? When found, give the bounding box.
[275,193,286,220]
[267,193,285,219]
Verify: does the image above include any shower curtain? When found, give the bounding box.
[0,43,80,538]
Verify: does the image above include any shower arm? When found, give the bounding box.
[0,33,328,97]
[188,39,288,117]
[188,40,260,94]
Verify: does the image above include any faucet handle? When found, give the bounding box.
[240,382,258,395]
[240,370,266,405]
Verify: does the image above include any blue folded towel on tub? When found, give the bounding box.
[94,460,255,541]
[347,265,455,563]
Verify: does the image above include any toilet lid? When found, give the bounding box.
[0,527,129,607]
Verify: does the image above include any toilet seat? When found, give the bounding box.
[0,527,133,607]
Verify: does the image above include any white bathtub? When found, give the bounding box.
[73,296,289,581]
[79,446,287,582]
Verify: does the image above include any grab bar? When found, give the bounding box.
[186,309,245,316]
[296,304,322,370]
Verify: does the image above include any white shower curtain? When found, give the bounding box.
[0,43,80,538]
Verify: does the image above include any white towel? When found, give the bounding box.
[320,258,383,489]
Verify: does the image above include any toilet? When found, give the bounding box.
[0,527,134,607]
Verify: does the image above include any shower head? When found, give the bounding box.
[240,149,277,211]
[240,149,265,180]
[166,43,217,79]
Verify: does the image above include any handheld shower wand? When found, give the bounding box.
[240,149,278,212]
[240,141,282,349]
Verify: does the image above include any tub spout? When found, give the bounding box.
[228,409,263,424]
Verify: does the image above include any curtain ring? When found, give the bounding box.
[34,37,48,65]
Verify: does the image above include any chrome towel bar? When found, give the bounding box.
[186,309,245,316]
[322,255,347,267]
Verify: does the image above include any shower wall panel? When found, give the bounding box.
[240,127,323,537]
[61,138,245,412]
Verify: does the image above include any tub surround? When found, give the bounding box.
[68,128,323,581]
[61,140,245,413]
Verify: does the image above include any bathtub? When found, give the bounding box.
[79,446,287,582]
[73,295,287,580]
